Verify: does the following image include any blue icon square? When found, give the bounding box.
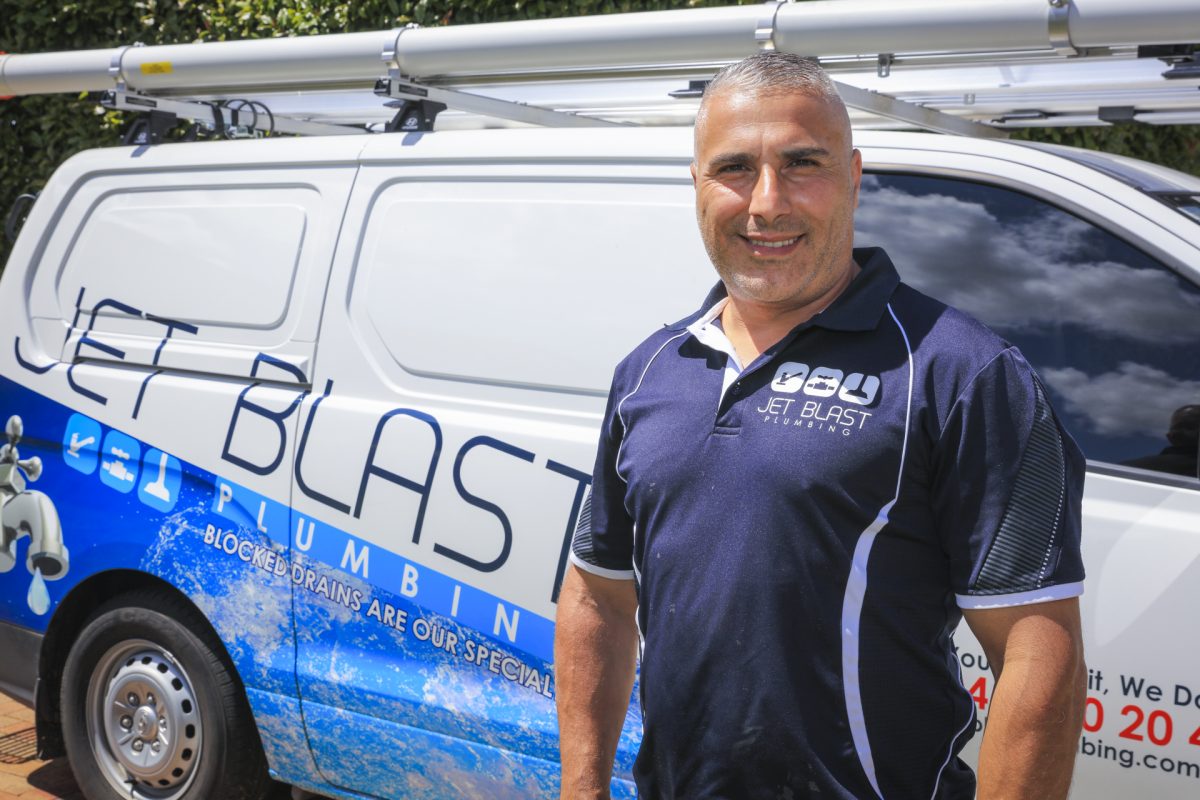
[99,431,140,493]
[62,414,102,475]
[138,449,182,513]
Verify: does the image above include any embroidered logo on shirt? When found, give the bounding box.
[771,362,880,405]
[771,363,810,392]
[761,362,879,435]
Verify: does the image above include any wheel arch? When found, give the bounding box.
[34,569,256,760]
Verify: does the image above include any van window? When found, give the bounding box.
[58,188,310,330]
[351,177,710,395]
[855,173,1200,484]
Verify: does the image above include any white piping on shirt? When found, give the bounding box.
[840,303,913,800]
[956,581,1083,610]
[614,330,691,487]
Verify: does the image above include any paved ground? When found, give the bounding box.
[0,692,82,800]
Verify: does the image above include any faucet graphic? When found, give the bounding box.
[67,431,95,458]
[0,415,68,615]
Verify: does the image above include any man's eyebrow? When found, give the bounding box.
[704,147,832,170]
[781,146,830,162]
[705,152,754,170]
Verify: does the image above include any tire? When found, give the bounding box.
[60,589,273,800]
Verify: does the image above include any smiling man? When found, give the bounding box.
[555,53,1087,800]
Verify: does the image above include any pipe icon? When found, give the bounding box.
[0,415,69,614]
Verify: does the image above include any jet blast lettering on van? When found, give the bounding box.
[221,354,306,476]
[354,407,442,543]
[62,290,200,411]
[241,376,590,602]
[436,435,535,573]
[294,379,352,514]
[545,459,591,604]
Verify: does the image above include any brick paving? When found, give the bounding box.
[0,692,82,800]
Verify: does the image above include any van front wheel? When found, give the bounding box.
[60,591,272,800]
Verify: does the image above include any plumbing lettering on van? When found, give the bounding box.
[206,471,557,670]
[199,509,555,698]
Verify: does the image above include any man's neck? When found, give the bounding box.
[720,260,860,367]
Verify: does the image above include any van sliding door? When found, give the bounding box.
[290,140,714,799]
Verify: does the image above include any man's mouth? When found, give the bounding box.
[746,236,799,249]
[741,234,802,254]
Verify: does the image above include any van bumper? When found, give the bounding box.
[0,620,41,707]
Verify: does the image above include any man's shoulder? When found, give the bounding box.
[890,281,1015,369]
[610,320,698,390]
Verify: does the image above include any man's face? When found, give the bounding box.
[691,88,862,309]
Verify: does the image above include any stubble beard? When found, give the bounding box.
[702,215,855,310]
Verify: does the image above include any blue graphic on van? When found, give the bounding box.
[138,449,181,512]
[0,374,641,797]
[99,430,139,492]
[0,414,70,615]
[61,413,100,474]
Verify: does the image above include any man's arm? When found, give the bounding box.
[555,563,640,800]
[965,597,1086,800]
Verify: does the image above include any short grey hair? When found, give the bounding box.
[705,51,840,103]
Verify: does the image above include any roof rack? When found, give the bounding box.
[1,0,1198,139]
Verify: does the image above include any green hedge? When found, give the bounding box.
[2,0,1197,266]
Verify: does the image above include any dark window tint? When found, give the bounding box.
[855,173,1200,484]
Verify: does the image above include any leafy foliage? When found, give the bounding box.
[1013,124,1200,175]
[1,0,1197,266]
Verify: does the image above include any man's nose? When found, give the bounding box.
[748,166,790,224]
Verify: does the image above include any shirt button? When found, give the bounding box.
[730,383,742,396]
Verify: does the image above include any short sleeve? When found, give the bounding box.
[570,374,636,580]
[932,348,1085,609]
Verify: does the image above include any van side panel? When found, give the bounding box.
[0,142,360,791]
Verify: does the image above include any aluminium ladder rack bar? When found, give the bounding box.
[831,82,1008,139]
[374,78,625,128]
[2,0,1199,97]
[372,75,995,134]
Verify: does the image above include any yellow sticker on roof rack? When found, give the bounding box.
[140,62,173,75]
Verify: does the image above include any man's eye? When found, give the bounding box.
[716,164,748,174]
[789,159,816,168]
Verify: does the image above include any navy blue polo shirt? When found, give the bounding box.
[571,248,1085,800]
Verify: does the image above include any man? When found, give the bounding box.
[555,52,1086,800]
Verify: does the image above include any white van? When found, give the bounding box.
[0,125,1196,800]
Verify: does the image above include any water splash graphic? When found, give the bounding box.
[27,566,50,615]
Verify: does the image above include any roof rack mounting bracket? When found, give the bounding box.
[833,81,1009,139]
[123,108,178,145]
[100,89,362,139]
[877,54,894,79]
[108,44,137,92]
[384,98,448,132]
[1047,0,1080,58]
[756,0,786,52]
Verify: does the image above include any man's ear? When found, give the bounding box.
[690,161,698,189]
[850,148,863,208]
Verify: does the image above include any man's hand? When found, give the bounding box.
[554,564,640,800]
[965,597,1086,800]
